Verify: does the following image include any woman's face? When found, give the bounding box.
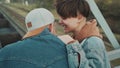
[59,17,80,33]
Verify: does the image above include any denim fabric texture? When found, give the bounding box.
[0,42,2,49]
[0,28,69,68]
[66,37,111,68]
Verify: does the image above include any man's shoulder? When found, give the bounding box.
[0,41,22,53]
[6,40,22,47]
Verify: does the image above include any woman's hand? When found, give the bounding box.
[58,35,76,44]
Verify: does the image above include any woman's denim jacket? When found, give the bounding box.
[66,37,111,68]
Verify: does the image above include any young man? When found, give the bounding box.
[0,8,69,68]
[55,0,111,68]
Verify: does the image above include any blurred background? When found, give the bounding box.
[0,0,120,67]
[0,0,119,34]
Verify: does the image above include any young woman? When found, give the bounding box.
[55,0,111,68]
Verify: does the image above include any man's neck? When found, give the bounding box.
[23,27,45,39]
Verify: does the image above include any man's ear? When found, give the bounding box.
[48,23,56,35]
[48,24,53,32]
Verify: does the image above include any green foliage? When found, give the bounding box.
[96,0,120,34]
[35,0,54,10]
[2,0,120,33]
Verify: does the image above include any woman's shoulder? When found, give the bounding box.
[85,36,104,44]
[82,36,105,50]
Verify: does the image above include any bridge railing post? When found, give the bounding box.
[86,0,120,49]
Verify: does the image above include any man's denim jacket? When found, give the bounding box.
[66,37,111,68]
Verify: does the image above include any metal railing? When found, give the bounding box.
[0,4,27,37]
[86,0,120,68]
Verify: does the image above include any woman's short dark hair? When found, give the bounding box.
[55,0,90,19]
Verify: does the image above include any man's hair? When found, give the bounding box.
[55,0,90,19]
